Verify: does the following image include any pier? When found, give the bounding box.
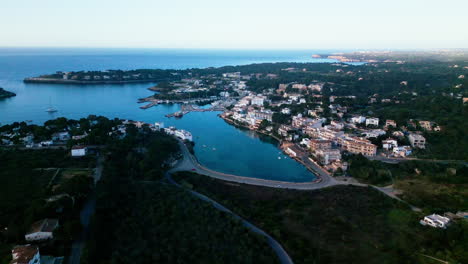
[165,104,225,118]
[139,102,158,109]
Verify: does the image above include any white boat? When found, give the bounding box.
[46,97,58,113]
[278,157,281,159]
[46,107,57,113]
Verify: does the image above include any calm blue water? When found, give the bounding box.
[0,48,335,182]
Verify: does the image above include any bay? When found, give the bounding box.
[0,48,336,182]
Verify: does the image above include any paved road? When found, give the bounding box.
[173,140,421,211]
[172,140,345,190]
[369,155,468,166]
[165,170,294,264]
[68,155,104,264]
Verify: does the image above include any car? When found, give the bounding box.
[191,168,196,171]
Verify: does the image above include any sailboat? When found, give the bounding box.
[46,97,58,113]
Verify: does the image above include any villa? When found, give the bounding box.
[25,219,59,242]
[420,214,450,228]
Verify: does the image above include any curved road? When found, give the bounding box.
[174,140,353,190]
[165,171,294,264]
[173,140,421,211]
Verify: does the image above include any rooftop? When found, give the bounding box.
[27,218,58,234]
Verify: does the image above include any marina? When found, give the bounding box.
[165,104,225,118]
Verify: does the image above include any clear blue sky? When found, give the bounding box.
[1,0,467,49]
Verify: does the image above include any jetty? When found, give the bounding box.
[139,102,158,109]
[165,104,225,118]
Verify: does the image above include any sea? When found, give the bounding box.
[0,48,340,182]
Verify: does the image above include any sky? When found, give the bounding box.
[1,0,467,49]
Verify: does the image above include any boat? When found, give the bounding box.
[278,157,281,159]
[46,107,57,113]
[46,97,58,113]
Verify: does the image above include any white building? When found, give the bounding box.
[174,129,193,141]
[315,149,342,165]
[71,146,88,157]
[382,138,398,150]
[281,108,291,114]
[393,146,412,157]
[408,133,426,149]
[11,245,40,264]
[362,129,386,138]
[420,214,450,228]
[351,116,366,124]
[286,147,298,157]
[365,117,379,126]
[251,96,265,106]
[154,122,164,130]
[25,219,59,242]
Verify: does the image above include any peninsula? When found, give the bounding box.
[0,87,16,99]
[24,69,181,84]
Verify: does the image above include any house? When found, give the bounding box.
[278,125,293,137]
[365,117,379,126]
[308,83,323,92]
[292,83,307,90]
[281,108,291,114]
[350,116,366,124]
[40,140,53,147]
[10,244,40,264]
[362,129,386,139]
[418,120,433,131]
[420,214,450,228]
[25,218,59,242]
[309,139,332,152]
[315,149,341,165]
[393,146,412,157]
[408,133,426,149]
[285,145,303,158]
[251,95,266,106]
[51,132,70,141]
[382,138,398,150]
[71,146,88,157]
[174,129,193,141]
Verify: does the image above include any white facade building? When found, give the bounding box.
[25,219,59,242]
[421,214,450,228]
[408,133,426,149]
[174,129,193,141]
[351,116,366,124]
[366,117,379,126]
[71,146,88,157]
[251,96,265,106]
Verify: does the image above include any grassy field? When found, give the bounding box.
[173,172,468,264]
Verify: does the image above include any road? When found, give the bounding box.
[172,140,345,190]
[165,169,294,264]
[67,155,104,264]
[369,155,468,165]
[172,140,421,211]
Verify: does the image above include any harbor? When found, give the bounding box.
[165,104,225,118]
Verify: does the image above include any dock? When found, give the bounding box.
[139,102,158,109]
[165,104,225,118]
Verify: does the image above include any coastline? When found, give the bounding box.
[23,77,171,85]
[218,114,328,183]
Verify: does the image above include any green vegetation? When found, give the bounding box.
[0,148,94,263]
[83,130,277,264]
[173,172,468,264]
[0,87,16,99]
[346,154,468,211]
